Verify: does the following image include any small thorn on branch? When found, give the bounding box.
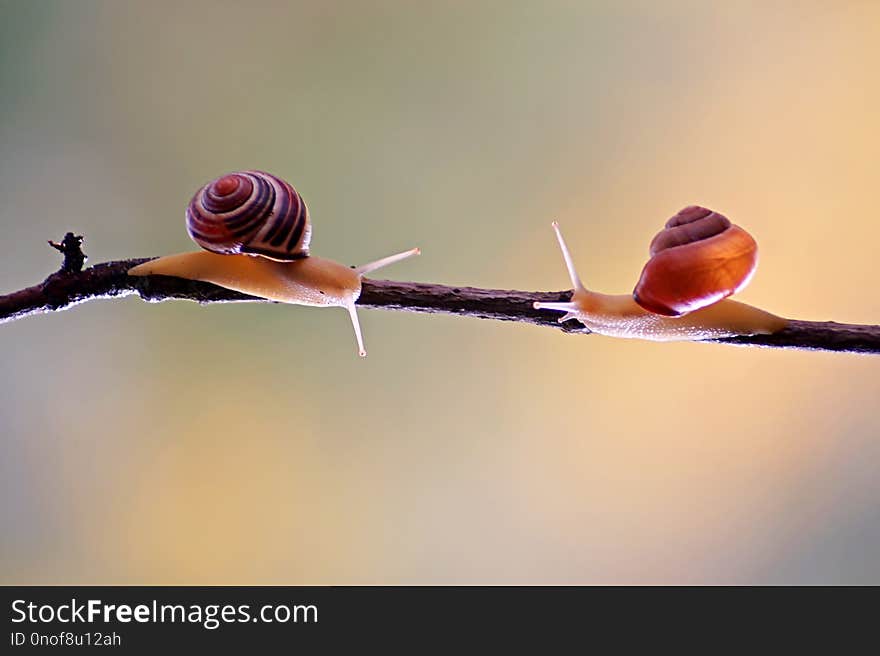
[48,232,87,273]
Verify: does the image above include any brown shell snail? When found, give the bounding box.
[533,206,787,340]
[128,170,419,357]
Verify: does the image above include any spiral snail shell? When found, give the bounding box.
[532,206,786,341]
[633,205,758,317]
[186,170,311,261]
[129,170,419,357]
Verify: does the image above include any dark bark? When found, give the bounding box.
[47,232,87,273]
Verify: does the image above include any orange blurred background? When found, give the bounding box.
[1,1,878,584]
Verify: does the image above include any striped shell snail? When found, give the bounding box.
[533,206,787,340]
[185,170,312,261]
[128,170,419,357]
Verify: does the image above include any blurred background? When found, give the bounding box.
[1,0,879,584]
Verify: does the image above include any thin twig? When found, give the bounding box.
[1,236,879,355]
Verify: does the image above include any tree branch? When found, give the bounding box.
[1,236,879,355]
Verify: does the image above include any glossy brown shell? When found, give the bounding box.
[632,206,758,316]
[186,170,311,261]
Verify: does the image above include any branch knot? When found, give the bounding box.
[48,233,87,273]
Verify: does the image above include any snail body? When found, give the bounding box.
[533,207,787,341]
[130,251,361,307]
[129,170,419,357]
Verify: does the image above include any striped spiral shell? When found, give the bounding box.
[632,205,758,317]
[186,170,311,261]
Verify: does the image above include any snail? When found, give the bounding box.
[533,205,787,340]
[128,170,419,357]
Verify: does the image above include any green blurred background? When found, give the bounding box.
[1,1,879,584]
